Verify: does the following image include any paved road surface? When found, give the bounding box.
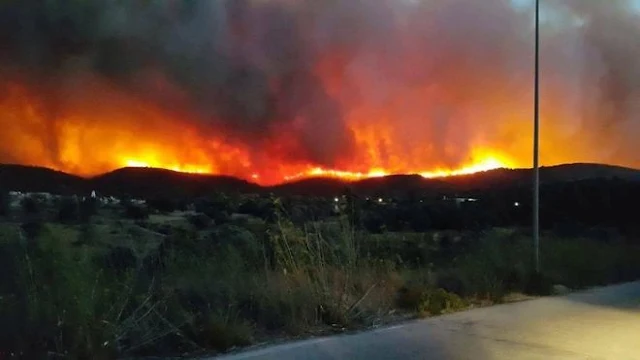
[213,281,640,360]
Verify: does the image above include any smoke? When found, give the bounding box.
[0,0,639,178]
[559,0,640,160]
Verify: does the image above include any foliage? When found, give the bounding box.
[187,212,212,230]
[79,197,98,222]
[146,197,180,214]
[0,191,9,217]
[122,200,149,220]
[1,186,640,358]
[57,196,79,224]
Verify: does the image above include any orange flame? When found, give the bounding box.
[1,1,638,188]
[280,151,515,183]
[0,79,524,186]
[0,61,622,187]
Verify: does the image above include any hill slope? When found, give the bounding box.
[0,164,87,194]
[91,167,261,198]
[0,163,638,198]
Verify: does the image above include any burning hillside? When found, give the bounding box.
[0,0,639,185]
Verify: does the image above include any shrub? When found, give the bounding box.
[208,224,262,266]
[435,270,470,297]
[9,189,640,360]
[187,213,212,230]
[57,196,79,223]
[0,191,9,217]
[20,197,44,241]
[397,285,466,316]
[147,197,180,214]
[79,197,98,222]
[0,224,196,358]
[96,246,138,274]
[523,271,553,296]
[417,288,466,316]
[183,311,253,351]
[20,196,39,216]
[123,202,149,220]
[396,283,428,311]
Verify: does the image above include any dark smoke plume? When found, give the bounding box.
[0,0,639,172]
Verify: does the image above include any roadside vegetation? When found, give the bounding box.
[1,186,640,358]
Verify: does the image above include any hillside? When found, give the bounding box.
[0,164,87,194]
[0,162,638,198]
[91,167,261,198]
[271,163,640,196]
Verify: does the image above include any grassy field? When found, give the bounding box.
[1,196,640,358]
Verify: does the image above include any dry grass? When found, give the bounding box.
[1,205,640,358]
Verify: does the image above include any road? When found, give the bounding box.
[213,281,640,360]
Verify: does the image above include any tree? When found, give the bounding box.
[194,195,233,225]
[147,197,178,214]
[122,199,148,221]
[343,187,361,228]
[57,196,79,224]
[79,197,98,223]
[20,196,43,240]
[0,191,9,217]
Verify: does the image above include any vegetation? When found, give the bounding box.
[1,176,640,358]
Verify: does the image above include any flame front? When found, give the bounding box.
[0,80,518,185]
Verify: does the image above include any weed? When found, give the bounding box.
[1,199,639,358]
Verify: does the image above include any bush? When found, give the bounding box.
[0,224,200,358]
[188,213,212,230]
[397,285,466,316]
[57,196,79,223]
[207,224,262,266]
[147,197,179,214]
[0,191,9,217]
[417,288,466,316]
[96,246,138,274]
[183,312,253,351]
[79,197,98,222]
[7,188,640,359]
[523,271,553,296]
[20,197,44,241]
[123,202,149,220]
[20,196,39,216]
[195,196,234,225]
[397,283,427,311]
[0,226,114,357]
[435,270,469,297]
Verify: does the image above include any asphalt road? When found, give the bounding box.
[213,281,640,360]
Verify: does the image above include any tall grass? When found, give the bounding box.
[1,207,640,358]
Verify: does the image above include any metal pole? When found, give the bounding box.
[533,0,541,273]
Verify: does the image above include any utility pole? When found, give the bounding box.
[533,0,541,273]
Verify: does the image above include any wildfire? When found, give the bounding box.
[1,1,636,185]
[0,78,526,186]
[0,79,566,187]
[123,159,213,175]
[279,152,514,183]
[120,149,513,183]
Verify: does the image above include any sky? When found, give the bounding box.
[0,0,639,183]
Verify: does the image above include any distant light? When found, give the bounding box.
[514,202,520,207]
[334,197,339,202]
[378,198,383,203]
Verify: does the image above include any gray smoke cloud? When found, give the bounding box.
[0,0,638,178]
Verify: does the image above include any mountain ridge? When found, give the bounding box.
[1,162,639,198]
